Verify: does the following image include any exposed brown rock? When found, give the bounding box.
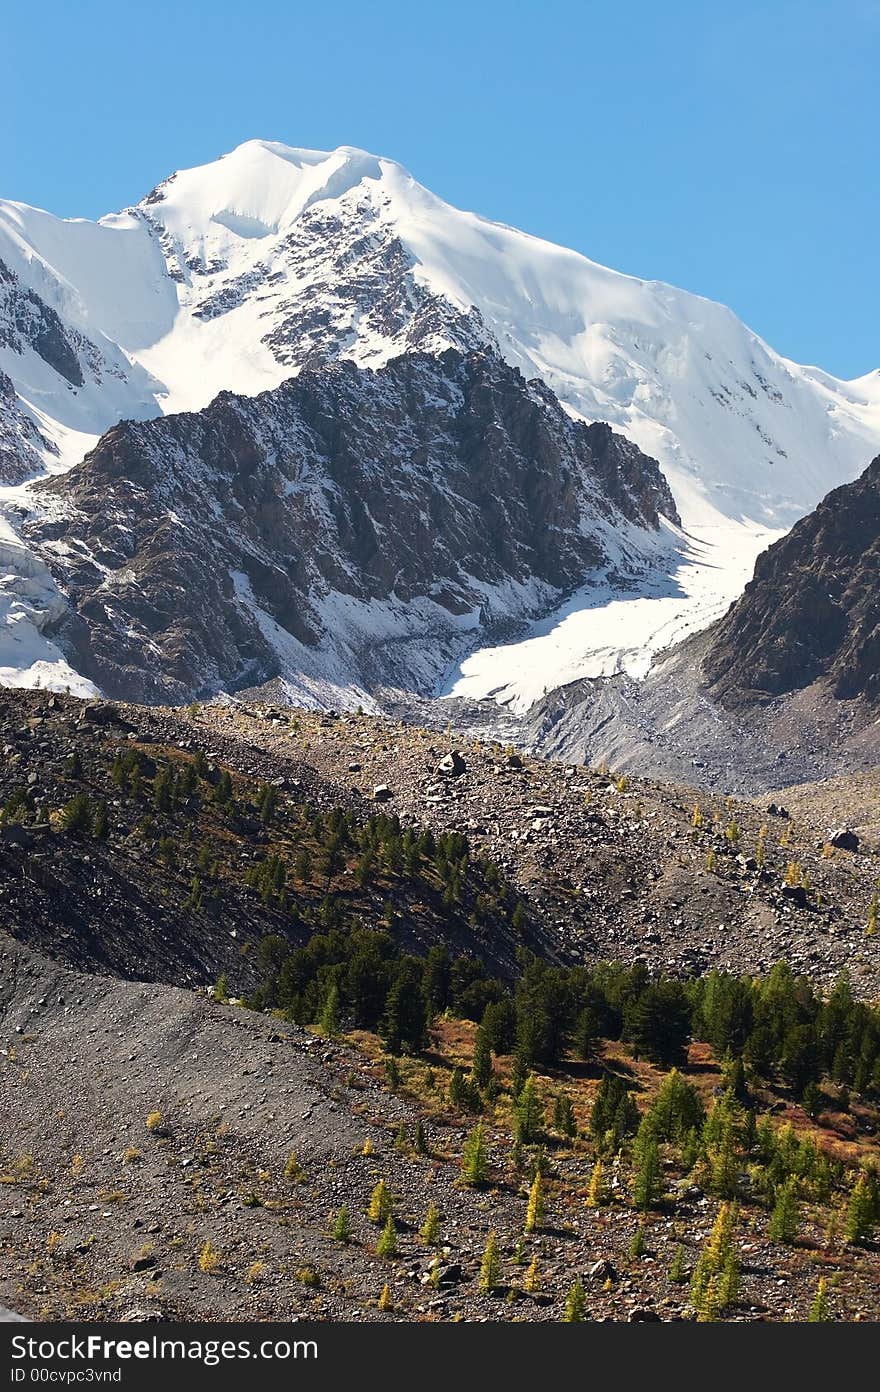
[703,455,880,708]
[24,348,677,705]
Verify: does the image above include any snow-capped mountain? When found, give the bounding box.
[0,140,878,703]
[16,349,677,706]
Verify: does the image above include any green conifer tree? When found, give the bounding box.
[645,1068,705,1141]
[707,1110,740,1198]
[420,1202,441,1244]
[632,1131,663,1211]
[318,981,340,1037]
[258,782,278,825]
[514,1074,543,1145]
[628,1224,646,1257]
[669,1243,686,1283]
[460,1122,489,1187]
[590,1074,638,1152]
[381,960,427,1055]
[845,1171,876,1245]
[215,768,233,807]
[153,764,174,812]
[574,1007,599,1062]
[689,1250,712,1311]
[184,875,204,911]
[510,1047,528,1101]
[553,1092,577,1140]
[60,792,93,834]
[449,1066,467,1109]
[768,1178,800,1244]
[376,1214,397,1258]
[331,1205,350,1242]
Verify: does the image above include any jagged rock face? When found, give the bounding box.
[192,194,496,371]
[3,142,878,531]
[0,370,55,484]
[0,261,78,481]
[0,256,152,462]
[703,454,880,707]
[0,260,84,387]
[26,348,677,704]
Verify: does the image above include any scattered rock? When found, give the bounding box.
[780,883,809,909]
[828,827,859,852]
[437,751,466,777]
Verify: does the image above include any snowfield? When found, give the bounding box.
[443,517,780,711]
[0,139,878,704]
[0,503,97,696]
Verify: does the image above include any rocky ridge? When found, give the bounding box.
[17,348,677,706]
[2,687,880,996]
[703,455,880,709]
[0,369,53,485]
[186,699,880,995]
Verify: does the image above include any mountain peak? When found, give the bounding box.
[3,138,876,534]
[1,140,879,707]
[219,138,391,169]
[141,139,392,247]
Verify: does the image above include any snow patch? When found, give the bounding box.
[444,517,778,711]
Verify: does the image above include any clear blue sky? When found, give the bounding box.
[5,0,877,378]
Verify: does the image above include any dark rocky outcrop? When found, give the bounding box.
[25,347,678,703]
[0,370,55,484]
[0,259,84,387]
[702,455,880,709]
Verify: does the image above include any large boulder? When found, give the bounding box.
[437,751,466,777]
[828,827,860,852]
